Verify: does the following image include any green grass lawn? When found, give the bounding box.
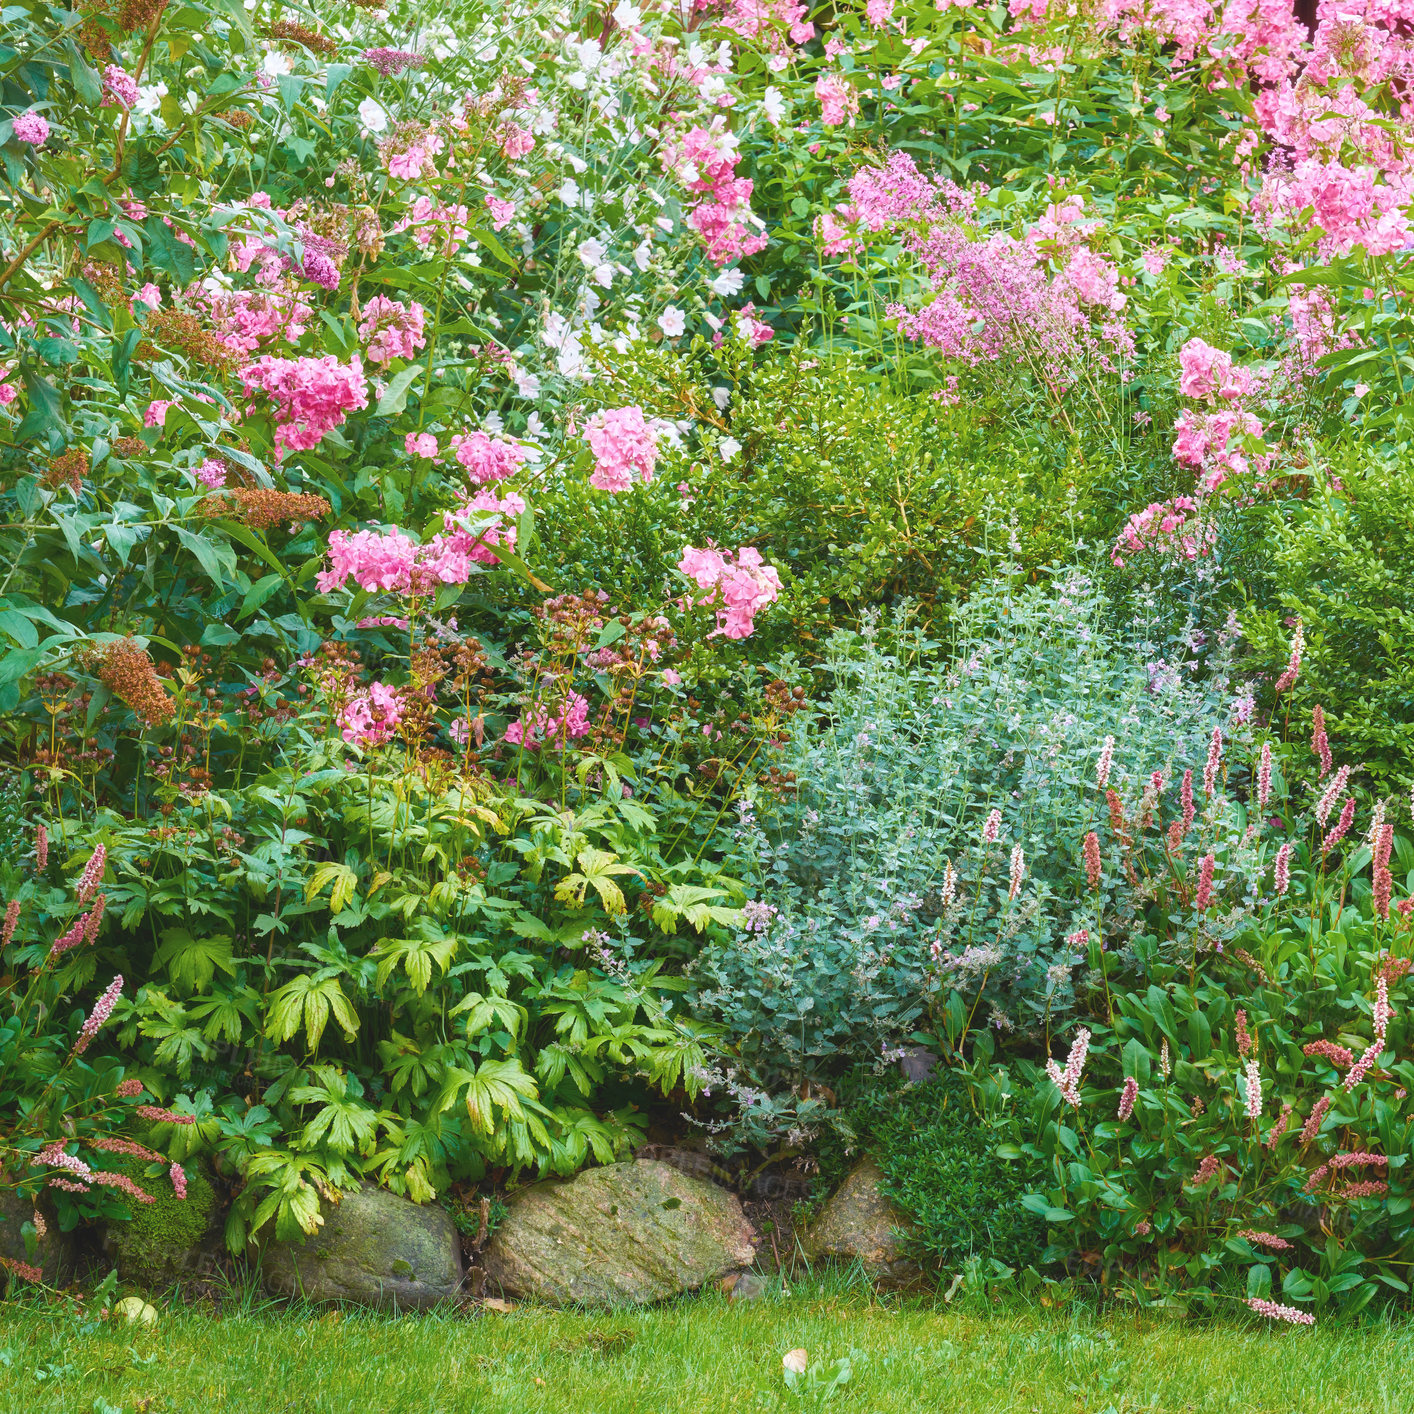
[1,1271,1410,1414]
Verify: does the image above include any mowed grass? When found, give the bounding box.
[3,1271,1413,1414]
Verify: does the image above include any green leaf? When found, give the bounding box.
[375,364,424,417]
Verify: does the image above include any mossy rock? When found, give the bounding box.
[104,1159,223,1287]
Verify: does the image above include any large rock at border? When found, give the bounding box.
[804,1158,923,1287]
[1,1189,74,1287]
[104,1159,224,1288]
[259,1183,462,1308]
[482,1159,756,1307]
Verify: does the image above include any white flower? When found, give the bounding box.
[135,82,168,119]
[709,268,745,297]
[711,386,731,410]
[591,263,615,289]
[262,50,292,78]
[612,0,643,26]
[483,412,505,434]
[763,86,786,124]
[558,178,582,208]
[658,306,686,337]
[633,240,652,271]
[577,236,607,268]
[513,368,542,399]
[719,437,742,460]
[526,412,545,436]
[358,98,389,133]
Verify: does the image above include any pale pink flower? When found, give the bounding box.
[77,844,106,902]
[1203,726,1223,797]
[1320,797,1356,857]
[982,808,1002,844]
[72,974,123,1055]
[12,111,50,145]
[1194,853,1216,911]
[144,399,175,428]
[1244,1057,1262,1120]
[2,898,19,947]
[1045,1026,1090,1108]
[1315,765,1351,827]
[35,822,48,871]
[170,1162,188,1200]
[585,406,659,492]
[1246,1297,1314,1325]
[1311,705,1331,778]
[1257,741,1272,809]
[1180,769,1195,836]
[1095,734,1115,789]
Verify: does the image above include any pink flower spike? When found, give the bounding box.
[1117,1075,1138,1121]
[72,974,123,1055]
[1246,1297,1314,1326]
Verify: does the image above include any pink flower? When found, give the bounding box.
[1083,831,1102,890]
[1095,735,1115,789]
[196,458,227,489]
[1257,741,1272,809]
[816,73,859,126]
[133,282,162,309]
[1274,841,1292,896]
[1203,726,1223,797]
[505,691,591,750]
[585,406,659,491]
[983,808,1002,844]
[144,399,175,428]
[1008,844,1025,900]
[1273,620,1303,695]
[1194,853,1216,911]
[1180,768,1196,836]
[405,432,438,459]
[677,545,781,640]
[1,898,18,947]
[450,430,528,485]
[35,822,48,871]
[239,355,368,459]
[102,64,139,109]
[485,195,516,230]
[357,295,427,368]
[1177,338,1257,403]
[339,681,404,748]
[77,844,106,902]
[1303,1040,1353,1069]
[170,1163,188,1200]
[662,668,682,686]
[1245,1298,1314,1326]
[73,974,123,1055]
[1117,1075,1138,1121]
[1045,1026,1090,1108]
[498,122,534,159]
[12,111,50,146]
[1315,765,1351,827]
[135,1104,194,1125]
[1320,797,1355,856]
[1244,1057,1262,1120]
[1311,705,1331,778]
[36,1144,93,1183]
[1300,1096,1330,1146]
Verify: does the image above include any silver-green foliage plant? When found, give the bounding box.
[695,571,1254,1093]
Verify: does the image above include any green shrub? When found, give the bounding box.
[824,1067,1046,1273]
[1243,453,1414,791]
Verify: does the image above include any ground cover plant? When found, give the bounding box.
[1,0,1414,1364]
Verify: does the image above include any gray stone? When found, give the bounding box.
[259,1182,462,1308]
[482,1159,756,1307]
[0,1189,73,1286]
[804,1158,922,1287]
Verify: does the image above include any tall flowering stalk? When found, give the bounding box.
[1045,1027,1091,1109]
[1273,620,1303,695]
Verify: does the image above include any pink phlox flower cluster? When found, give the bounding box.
[1110,497,1215,568]
[1256,159,1414,258]
[663,121,767,265]
[498,122,535,158]
[205,285,315,355]
[733,303,774,346]
[340,681,405,749]
[392,196,471,252]
[485,194,516,230]
[1045,1026,1091,1108]
[381,126,444,181]
[716,0,816,54]
[357,295,427,367]
[1171,407,1265,493]
[505,691,591,750]
[451,430,529,484]
[439,488,525,568]
[405,432,439,459]
[677,544,782,639]
[816,72,860,126]
[239,355,368,458]
[1177,338,1261,402]
[585,405,660,491]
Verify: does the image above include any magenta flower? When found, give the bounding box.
[102,64,139,109]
